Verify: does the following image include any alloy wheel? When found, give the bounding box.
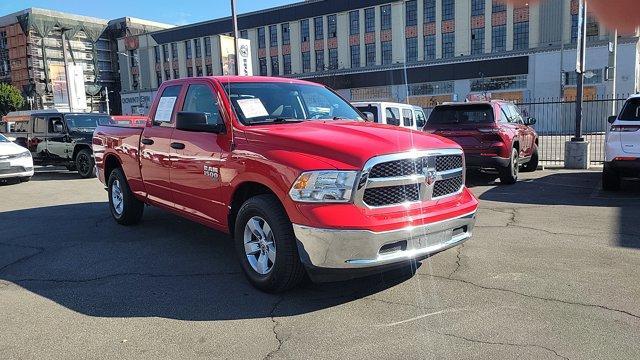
[243,216,276,275]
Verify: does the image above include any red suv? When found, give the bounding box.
[424,101,538,184]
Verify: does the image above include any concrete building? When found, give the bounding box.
[117,0,640,114]
[0,8,172,114]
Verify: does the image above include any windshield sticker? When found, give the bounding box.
[155,96,177,122]
[237,98,269,118]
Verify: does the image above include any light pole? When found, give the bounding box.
[573,0,587,142]
[231,0,240,75]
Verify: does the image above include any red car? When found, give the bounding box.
[424,101,538,184]
[93,76,478,292]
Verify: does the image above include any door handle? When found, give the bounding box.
[170,142,185,150]
[141,138,154,145]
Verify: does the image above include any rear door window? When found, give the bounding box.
[355,105,379,123]
[154,85,182,125]
[402,109,414,127]
[619,98,640,121]
[33,116,47,133]
[427,105,494,125]
[385,107,401,126]
[414,109,427,128]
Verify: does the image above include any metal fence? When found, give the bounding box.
[422,95,629,166]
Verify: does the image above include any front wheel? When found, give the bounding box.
[19,176,32,183]
[76,149,95,178]
[108,168,144,225]
[521,146,539,173]
[234,194,306,293]
[499,148,519,184]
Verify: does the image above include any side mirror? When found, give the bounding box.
[524,117,537,126]
[362,111,375,122]
[607,115,617,124]
[176,112,226,134]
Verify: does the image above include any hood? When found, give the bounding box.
[0,141,29,156]
[243,120,461,169]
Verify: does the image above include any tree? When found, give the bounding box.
[0,83,25,116]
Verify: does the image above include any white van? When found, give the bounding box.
[352,101,427,131]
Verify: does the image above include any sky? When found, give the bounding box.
[0,0,297,25]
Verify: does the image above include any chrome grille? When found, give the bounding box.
[363,184,420,207]
[356,150,464,208]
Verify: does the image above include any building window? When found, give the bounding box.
[185,41,192,59]
[204,37,212,56]
[424,0,436,22]
[156,71,162,85]
[164,69,170,80]
[492,0,506,13]
[424,35,436,60]
[470,74,527,91]
[364,8,375,33]
[442,33,455,58]
[173,68,179,79]
[328,48,338,69]
[301,19,310,42]
[270,56,279,75]
[350,45,360,68]
[171,43,178,59]
[471,0,485,16]
[281,23,290,45]
[492,25,506,52]
[471,28,485,55]
[327,14,337,38]
[380,5,392,30]
[240,30,248,39]
[571,14,578,43]
[196,65,203,77]
[206,64,213,76]
[565,69,602,85]
[406,37,418,62]
[409,80,454,95]
[258,27,266,48]
[314,17,324,40]
[349,11,359,35]
[365,43,376,66]
[154,46,160,63]
[406,0,417,26]
[269,25,278,47]
[381,41,392,65]
[162,44,169,62]
[513,22,529,50]
[442,0,455,21]
[302,51,311,72]
[315,49,324,71]
[194,39,202,58]
[187,67,193,77]
[259,58,267,76]
[586,16,599,41]
[283,54,291,75]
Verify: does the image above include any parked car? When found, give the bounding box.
[352,101,426,130]
[603,94,640,190]
[424,101,538,184]
[94,76,479,292]
[111,115,147,127]
[0,133,34,182]
[3,110,111,178]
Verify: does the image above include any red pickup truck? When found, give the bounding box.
[93,76,478,292]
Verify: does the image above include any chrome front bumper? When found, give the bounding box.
[293,211,476,269]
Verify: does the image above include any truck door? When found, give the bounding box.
[170,80,227,227]
[140,84,183,208]
[46,116,73,161]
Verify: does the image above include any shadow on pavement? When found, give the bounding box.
[476,171,640,249]
[0,202,417,321]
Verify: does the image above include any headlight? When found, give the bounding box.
[289,171,358,203]
[15,151,31,159]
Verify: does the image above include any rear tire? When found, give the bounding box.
[521,146,539,173]
[76,149,95,178]
[602,165,621,191]
[499,147,519,184]
[108,168,144,225]
[19,176,32,183]
[234,194,305,293]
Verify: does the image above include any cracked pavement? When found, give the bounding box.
[1,168,639,359]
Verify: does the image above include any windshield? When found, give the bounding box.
[427,105,494,125]
[0,133,7,142]
[223,82,363,125]
[65,114,111,132]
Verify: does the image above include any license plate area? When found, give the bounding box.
[412,229,453,250]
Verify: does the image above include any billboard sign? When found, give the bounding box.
[237,38,253,76]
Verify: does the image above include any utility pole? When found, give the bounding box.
[573,0,587,142]
[105,86,110,115]
[608,29,618,115]
[231,0,240,75]
[60,28,73,111]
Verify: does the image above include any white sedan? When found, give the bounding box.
[0,133,34,182]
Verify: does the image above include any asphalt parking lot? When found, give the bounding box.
[1,168,639,359]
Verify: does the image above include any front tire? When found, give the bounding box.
[521,146,539,173]
[602,165,621,191]
[76,149,95,178]
[108,168,144,225]
[499,147,519,184]
[234,194,305,293]
[19,176,32,182]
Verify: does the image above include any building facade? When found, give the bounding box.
[118,0,640,114]
[0,8,171,114]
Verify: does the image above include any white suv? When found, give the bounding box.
[603,94,640,190]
